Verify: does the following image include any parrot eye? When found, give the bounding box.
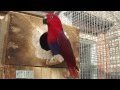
[50,16,54,19]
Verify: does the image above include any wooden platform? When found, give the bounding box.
[0,11,80,79]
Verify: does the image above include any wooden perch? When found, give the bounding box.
[46,54,64,66]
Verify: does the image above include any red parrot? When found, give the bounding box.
[43,13,79,78]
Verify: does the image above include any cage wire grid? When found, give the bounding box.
[58,11,120,79]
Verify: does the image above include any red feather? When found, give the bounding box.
[46,13,79,78]
[58,32,79,78]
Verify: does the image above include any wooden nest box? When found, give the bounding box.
[0,11,80,79]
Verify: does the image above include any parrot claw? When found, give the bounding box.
[45,54,64,66]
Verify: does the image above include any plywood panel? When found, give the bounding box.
[41,67,68,79]
[0,19,2,67]
[41,68,51,79]
[50,68,68,79]
[4,12,80,68]
[4,65,69,79]
[0,14,10,67]
[4,65,41,79]
[0,68,4,79]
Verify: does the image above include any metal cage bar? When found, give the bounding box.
[59,11,120,79]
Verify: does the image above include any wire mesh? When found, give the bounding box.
[59,11,120,79]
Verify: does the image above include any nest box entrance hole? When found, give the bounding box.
[40,32,50,51]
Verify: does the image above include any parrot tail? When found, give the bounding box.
[69,67,79,78]
[67,62,79,78]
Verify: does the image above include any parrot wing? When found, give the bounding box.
[57,31,79,78]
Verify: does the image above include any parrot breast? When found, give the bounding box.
[48,41,61,55]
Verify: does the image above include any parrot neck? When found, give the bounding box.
[48,25,63,43]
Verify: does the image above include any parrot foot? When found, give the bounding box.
[46,54,64,66]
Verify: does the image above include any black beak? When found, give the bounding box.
[43,16,47,24]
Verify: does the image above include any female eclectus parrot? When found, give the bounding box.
[43,13,79,78]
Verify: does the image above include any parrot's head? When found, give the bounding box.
[43,13,63,31]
